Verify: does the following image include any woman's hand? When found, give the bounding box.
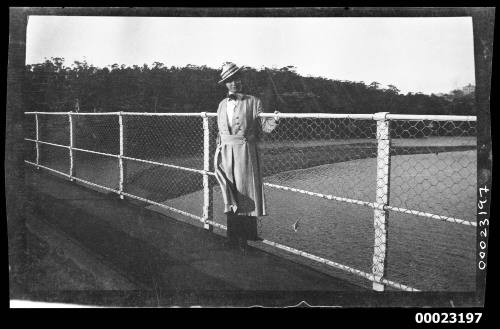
[273,110,281,122]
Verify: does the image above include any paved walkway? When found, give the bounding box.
[23,166,364,306]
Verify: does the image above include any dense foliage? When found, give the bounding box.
[23,58,476,115]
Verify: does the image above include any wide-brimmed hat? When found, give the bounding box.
[218,62,242,84]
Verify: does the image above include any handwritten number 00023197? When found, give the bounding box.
[478,186,489,270]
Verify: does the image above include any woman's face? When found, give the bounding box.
[225,75,243,93]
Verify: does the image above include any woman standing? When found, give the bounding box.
[214,62,280,251]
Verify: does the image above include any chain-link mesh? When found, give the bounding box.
[72,149,120,191]
[262,187,374,279]
[24,114,37,140]
[38,143,69,173]
[389,120,477,219]
[383,119,477,291]
[73,115,119,154]
[24,114,37,163]
[261,118,378,202]
[122,115,206,218]
[70,115,120,191]
[25,141,37,164]
[123,115,204,169]
[385,211,476,291]
[34,114,70,173]
[38,114,69,146]
[207,116,219,172]
[124,161,203,204]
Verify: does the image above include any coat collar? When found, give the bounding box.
[227,93,247,101]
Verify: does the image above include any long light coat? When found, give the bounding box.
[214,93,278,216]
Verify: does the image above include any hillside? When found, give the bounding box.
[23,58,476,116]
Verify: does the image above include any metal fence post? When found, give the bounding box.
[69,112,74,181]
[35,113,40,169]
[201,112,214,231]
[372,112,391,291]
[118,112,124,199]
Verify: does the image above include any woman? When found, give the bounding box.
[214,62,280,251]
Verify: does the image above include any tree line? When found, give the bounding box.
[23,58,476,116]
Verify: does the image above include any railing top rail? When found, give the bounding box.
[121,112,209,117]
[258,113,477,121]
[23,111,477,121]
[69,112,122,116]
[25,111,74,115]
[259,113,375,119]
[24,111,121,115]
[385,114,477,122]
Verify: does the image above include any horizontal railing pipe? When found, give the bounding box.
[24,111,477,122]
[121,155,209,175]
[385,205,477,226]
[25,161,71,178]
[25,138,69,149]
[260,238,419,291]
[72,147,120,158]
[258,113,376,119]
[263,182,474,226]
[68,112,122,116]
[25,111,74,115]
[120,112,207,117]
[25,111,121,115]
[385,114,477,121]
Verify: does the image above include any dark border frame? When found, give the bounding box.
[6,7,494,308]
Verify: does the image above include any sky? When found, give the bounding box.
[25,16,475,95]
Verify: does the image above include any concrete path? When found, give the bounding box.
[23,166,365,306]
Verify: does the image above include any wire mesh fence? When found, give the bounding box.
[385,211,476,291]
[25,141,37,164]
[123,115,205,170]
[38,143,70,174]
[261,117,378,202]
[125,161,203,204]
[24,114,37,140]
[37,114,70,146]
[73,115,120,154]
[73,149,120,191]
[120,115,207,218]
[24,111,477,292]
[389,120,477,219]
